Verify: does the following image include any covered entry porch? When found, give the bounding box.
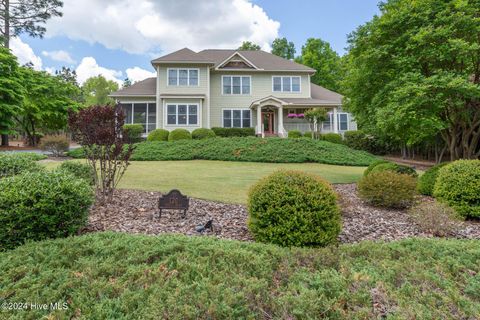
[250,96,341,138]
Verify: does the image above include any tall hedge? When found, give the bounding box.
[0,170,94,250]
[434,160,480,218]
[247,171,341,247]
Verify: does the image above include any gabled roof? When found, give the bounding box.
[110,77,156,97]
[151,48,315,72]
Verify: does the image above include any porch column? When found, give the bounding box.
[333,107,339,133]
[256,106,262,136]
[278,105,284,137]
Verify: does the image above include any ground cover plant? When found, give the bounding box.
[44,160,365,204]
[0,232,479,319]
[248,171,340,247]
[68,137,378,166]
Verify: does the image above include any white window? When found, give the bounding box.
[166,104,199,125]
[222,76,251,95]
[338,113,349,131]
[120,103,157,134]
[272,76,301,92]
[168,69,199,86]
[223,109,251,128]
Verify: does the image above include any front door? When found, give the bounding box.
[262,112,274,134]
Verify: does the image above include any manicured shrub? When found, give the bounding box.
[358,171,417,208]
[211,127,255,137]
[168,129,192,141]
[192,128,216,140]
[39,135,69,156]
[321,133,343,144]
[288,130,302,139]
[0,170,94,250]
[248,171,341,247]
[58,161,95,185]
[0,152,43,178]
[303,131,315,139]
[147,129,169,142]
[408,202,460,237]
[123,124,144,143]
[370,162,418,177]
[433,160,480,218]
[363,159,391,176]
[417,163,449,196]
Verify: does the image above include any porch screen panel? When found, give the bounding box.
[133,103,147,131]
[120,103,133,123]
[147,103,156,132]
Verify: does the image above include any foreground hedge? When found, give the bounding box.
[248,171,340,247]
[69,137,378,166]
[0,152,46,178]
[0,233,479,319]
[0,170,94,250]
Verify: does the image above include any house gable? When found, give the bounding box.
[216,52,261,70]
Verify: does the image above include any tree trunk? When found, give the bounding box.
[1,0,10,146]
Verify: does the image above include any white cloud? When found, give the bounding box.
[9,37,43,70]
[42,50,76,64]
[125,67,156,83]
[75,57,123,85]
[46,0,280,54]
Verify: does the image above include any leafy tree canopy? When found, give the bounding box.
[271,37,296,60]
[81,75,119,107]
[295,38,343,92]
[342,0,480,160]
[122,78,132,88]
[238,41,260,51]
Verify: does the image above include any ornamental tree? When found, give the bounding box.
[68,105,135,203]
[304,108,328,139]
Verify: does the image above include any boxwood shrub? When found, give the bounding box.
[363,159,391,176]
[288,130,302,139]
[370,162,418,177]
[321,133,343,144]
[211,127,255,137]
[168,129,192,141]
[433,160,480,218]
[58,161,95,185]
[123,124,144,143]
[0,170,94,250]
[0,152,44,178]
[358,171,417,208]
[417,162,449,196]
[192,128,216,140]
[147,129,169,142]
[247,170,341,247]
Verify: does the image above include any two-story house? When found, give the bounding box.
[110,48,356,137]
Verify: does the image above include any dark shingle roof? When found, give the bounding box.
[151,48,315,72]
[110,77,156,97]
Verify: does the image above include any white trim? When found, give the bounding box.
[221,108,252,128]
[308,75,311,97]
[159,95,205,99]
[206,68,211,128]
[166,68,200,87]
[221,75,252,96]
[110,95,156,98]
[250,95,287,107]
[216,52,262,70]
[337,112,349,131]
[271,75,301,93]
[163,102,201,127]
[156,65,161,129]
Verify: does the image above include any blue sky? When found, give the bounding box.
[10,0,380,85]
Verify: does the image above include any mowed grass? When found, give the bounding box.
[1,232,479,319]
[44,160,365,203]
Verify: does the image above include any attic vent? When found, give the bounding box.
[222,60,254,69]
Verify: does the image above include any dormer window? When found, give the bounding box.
[272,76,301,92]
[168,68,199,86]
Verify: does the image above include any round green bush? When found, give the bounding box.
[287,130,303,139]
[433,160,480,218]
[321,133,343,144]
[58,161,95,185]
[358,171,417,208]
[417,162,449,196]
[0,170,94,250]
[147,129,169,142]
[370,162,418,177]
[0,152,43,178]
[168,129,192,142]
[247,170,341,247]
[363,159,391,176]
[192,128,216,140]
[302,131,316,139]
[123,124,144,143]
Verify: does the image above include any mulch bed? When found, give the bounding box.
[85,186,480,244]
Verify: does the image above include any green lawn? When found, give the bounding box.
[1,232,479,319]
[45,160,365,203]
